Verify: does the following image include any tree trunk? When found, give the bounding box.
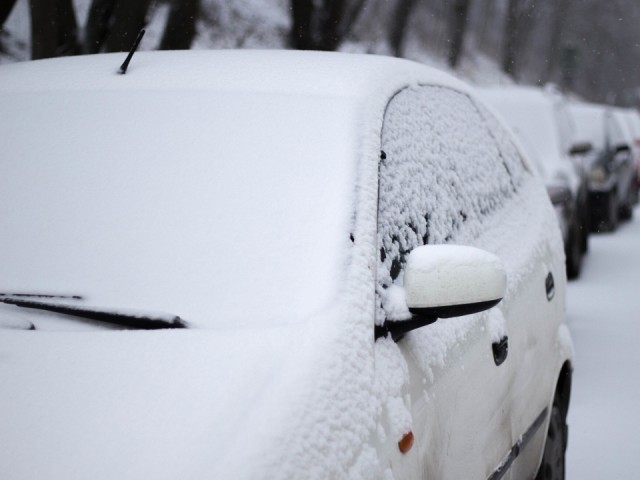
[29,0,80,59]
[290,0,365,51]
[0,0,18,27]
[290,0,315,50]
[104,0,151,53]
[541,0,570,83]
[85,0,116,53]
[388,0,418,57]
[159,0,200,50]
[447,0,471,68]
[502,0,537,79]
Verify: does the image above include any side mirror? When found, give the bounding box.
[569,142,593,156]
[612,144,631,166]
[615,144,631,154]
[546,184,572,206]
[377,245,507,341]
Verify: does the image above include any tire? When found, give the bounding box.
[535,401,567,480]
[565,222,582,280]
[580,205,589,253]
[619,203,633,221]
[601,191,618,233]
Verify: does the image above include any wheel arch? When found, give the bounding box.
[554,360,573,422]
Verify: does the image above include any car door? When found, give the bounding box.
[376,85,521,479]
[474,99,568,478]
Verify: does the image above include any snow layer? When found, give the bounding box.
[566,206,640,479]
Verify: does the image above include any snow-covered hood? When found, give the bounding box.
[0,322,328,480]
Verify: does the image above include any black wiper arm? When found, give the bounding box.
[0,297,187,330]
[0,293,83,300]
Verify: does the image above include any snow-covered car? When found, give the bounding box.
[477,86,590,279]
[568,102,636,231]
[618,107,640,205]
[0,51,573,480]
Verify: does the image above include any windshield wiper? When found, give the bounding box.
[0,297,187,330]
[0,293,83,300]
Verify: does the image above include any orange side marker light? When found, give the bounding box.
[398,431,414,454]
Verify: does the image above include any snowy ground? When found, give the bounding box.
[566,204,640,478]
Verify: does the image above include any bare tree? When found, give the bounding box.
[447,0,471,68]
[84,0,115,53]
[29,0,80,59]
[502,0,538,78]
[540,0,569,83]
[1,0,18,27]
[84,0,151,53]
[290,0,366,51]
[159,0,200,50]
[387,0,418,57]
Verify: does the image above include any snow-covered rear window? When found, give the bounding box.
[568,104,607,150]
[1,90,359,328]
[477,89,566,177]
[377,86,528,322]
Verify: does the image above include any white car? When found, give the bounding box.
[0,51,573,480]
[477,86,590,279]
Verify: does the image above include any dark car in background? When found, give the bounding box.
[619,108,640,205]
[569,103,636,231]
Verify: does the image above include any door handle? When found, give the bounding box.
[545,272,555,301]
[492,336,508,366]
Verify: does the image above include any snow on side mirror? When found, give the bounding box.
[377,245,506,341]
[405,244,506,318]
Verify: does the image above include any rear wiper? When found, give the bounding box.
[0,296,187,330]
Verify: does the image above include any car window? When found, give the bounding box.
[377,86,528,322]
[555,103,575,154]
[606,112,626,148]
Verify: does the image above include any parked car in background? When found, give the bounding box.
[477,86,590,279]
[568,103,636,231]
[0,51,573,480]
[618,108,640,205]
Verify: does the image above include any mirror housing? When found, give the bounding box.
[615,144,631,154]
[378,245,507,341]
[569,141,593,156]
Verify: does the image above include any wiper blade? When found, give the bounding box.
[0,297,187,330]
[0,293,83,300]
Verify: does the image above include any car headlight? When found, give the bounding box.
[589,165,607,184]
